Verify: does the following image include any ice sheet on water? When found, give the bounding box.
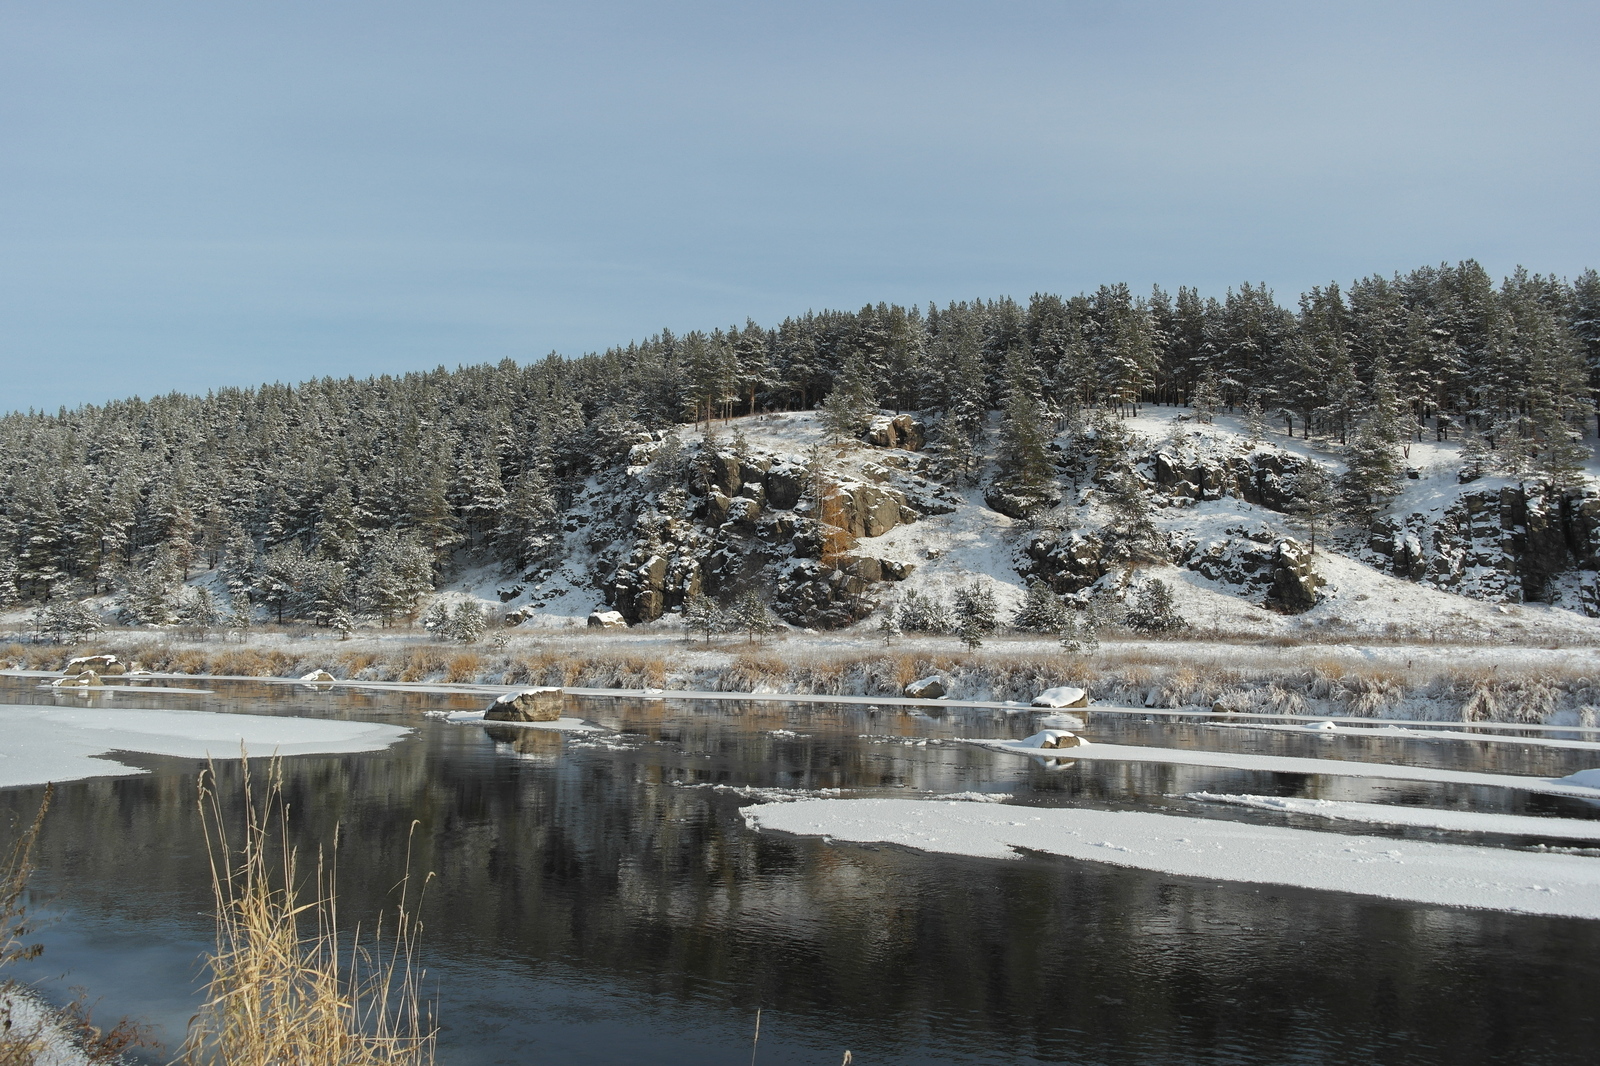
[744,798,1600,919]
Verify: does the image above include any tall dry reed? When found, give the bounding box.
[181,761,434,1066]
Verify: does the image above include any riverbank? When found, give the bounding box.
[4,628,1598,727]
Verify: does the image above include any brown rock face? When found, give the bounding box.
[485,687,565,722]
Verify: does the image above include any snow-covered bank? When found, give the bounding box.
[0,987,94,1066]
[0,705,410,789]
[743,798,1600,919]
[974,737,1600,799]
[1189,793,1600,841]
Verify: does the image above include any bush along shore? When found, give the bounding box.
[5,635,1598,728]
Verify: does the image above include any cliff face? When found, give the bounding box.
[599,432,942,629]
[493,411,1600,634]
[1363,485,1600,613]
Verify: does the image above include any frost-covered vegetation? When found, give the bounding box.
[1,260,1597,640]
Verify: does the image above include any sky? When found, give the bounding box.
[1,0,1596,414]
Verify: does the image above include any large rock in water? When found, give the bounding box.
[1031,686,1088,708]
[904,676,946,699]
[485,687,565,722]
[66,654,121,676]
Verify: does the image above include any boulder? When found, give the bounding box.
[984,484,1061,520]
[300,669,337,683]
[1031,686,1088,709]
[1268,538,1321,613]
[765,464,806,509]
[485,687,565,723]
[863,415,926,451]
[65,654,119,676]
[904,676,946,699]
[587,610,627,629]
[1020,729,1087,749]
[52,670,99,688]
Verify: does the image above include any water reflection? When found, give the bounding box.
[1,679,1598,1065]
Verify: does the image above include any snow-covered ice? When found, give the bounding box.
[0,704,410,789]
[1189,793,1600,841]
[744,798,1600,919]
[975,738,1600,799]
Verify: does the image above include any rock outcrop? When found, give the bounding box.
[1179,531,1321,613]
[1364,485,1600,608]
[1148,449,1309,511]
[863,415,925,451]
[485,687,564,722]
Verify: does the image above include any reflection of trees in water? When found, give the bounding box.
[3,683,1600,1065]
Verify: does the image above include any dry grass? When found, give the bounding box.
[181,760,433,1066]
[1,788,50,1066]
[442,653,482,684]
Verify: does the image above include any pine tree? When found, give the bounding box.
[818,358,878,441]
[422,600,451,636]
[1013,579,1070,632]
[991,352,1056,510]
[447,602,489,643]
[1125,579,1187,633]
[1339,423,1403,523]
[1244,396,1266,445]
[683,591,724,643]
[1190,366,1222,423]
[731,589,777,644]
[1284,463,1337,555]
[953,581,997,650]
[1101,469,1164,563]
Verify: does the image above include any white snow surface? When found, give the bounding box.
[0,704,410,789]
[975,738,1600,799]
[1189,793,1600,841]
[744,798,1600,919]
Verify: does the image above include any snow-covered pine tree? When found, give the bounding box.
[682,591,725,644]
[1100,469,1164,564]
[1284,463,1336,554]
[1244,396,1266,445]
[1190,366,1222,423]
[422,600,451,636]
[1125,579,1187,633]
[953,581,998,649]
[731,589,777,644]
[358,531,433,626]
[818,357,878,442]
[991,352,1056,512]
[500,467,561,571]
[447,602,488,643]
[1013,579,1070,632]
[1338,361,1406,523]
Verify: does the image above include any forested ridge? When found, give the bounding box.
[3,260,1597,630]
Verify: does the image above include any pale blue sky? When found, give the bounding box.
[2,1,1596,413]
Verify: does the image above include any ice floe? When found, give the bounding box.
[744,798,1600,919]
[0,704,410,789]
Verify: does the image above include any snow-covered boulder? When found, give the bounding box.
[300,669,336,683]
[485,687,564,723]
[586,610,627,629]
[66,654,120,676]
[904,676,946,699]
[1031,686,1088,709]
[1020,729,1087,749]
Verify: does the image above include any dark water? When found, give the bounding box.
[3,677,1599,1065]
